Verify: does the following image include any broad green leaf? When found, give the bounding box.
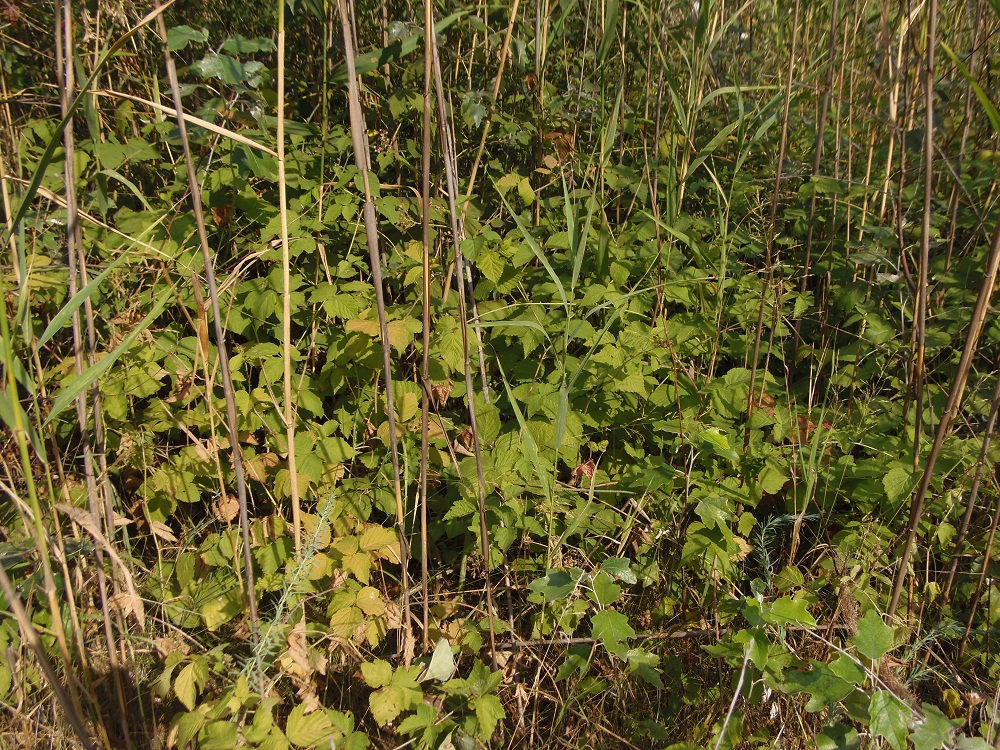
[360,659,393,689]
[471,694,505,740]
[600,558,637,585]
[286,703,333,748]
[591,609,635,657]
[853,610,894,660]
[167,25,208,51]
[589,571,622,606]
[816,724,861,750]
[199,721,238,750]
[528,569,580,601]
[911,704,962,750]
[782,661,854,712]
[700,427,739,462]
[174,662,199,711]
[221,34,276,54]
[869,691,910,750]
[422,638,456,682]
[173,711,206,750]
[763,596,817,628]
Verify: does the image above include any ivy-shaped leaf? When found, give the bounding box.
[869,691,910,750]
[910,704,962,750]
[853,610,894,660]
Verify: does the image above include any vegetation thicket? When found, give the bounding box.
[1,0,1000,747]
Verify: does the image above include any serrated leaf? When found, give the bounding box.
[199,721,238,750]
[883,465,916,506]
[869,691,910,750]
[174,662,198,711]
[853,610,894,660]
[285,703,333,748]
[591,609,635,656]
[476,248,505,283]
[472,694,505,740]
[361,659,393,689]
[173,711,205,750]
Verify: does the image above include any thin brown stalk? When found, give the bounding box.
[336,0,412,663]
[55,5,126,745]
[276,0,303,556]
[960,474,1000,656]
[152,5,259,647]
[888,210,1000,618]
[941,351,1000,601]
[418,0,434,653]
[912,0,937,472]
[430,9,498,665]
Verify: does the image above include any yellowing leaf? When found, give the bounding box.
[285,703,332,748]
[174,662,199,711]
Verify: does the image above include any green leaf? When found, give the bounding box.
[869,691,910,750]
[472,694,505,740]
[34,245,136,355]
[44,283,173,428]
[883,466,916,507]
[700,427,739,461]
[782,661,854,712]
[853,610,894,660]
[220,34,276,54]
[361,659,393,689]
[828,654,866,686]
[911,704,962,750]
[173,711,205,750]
[591,609,635,657]
[199,721,238,750]
[286,703,333,748]
[589,571,622,606]
[422,639,456,682]
[528,569,581,601]
[600,558,637,584]
[816,724,861,750]
[191,53,265,87]
[174,662,199,711]
[166,25,208,51]
[763,596,817,628]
